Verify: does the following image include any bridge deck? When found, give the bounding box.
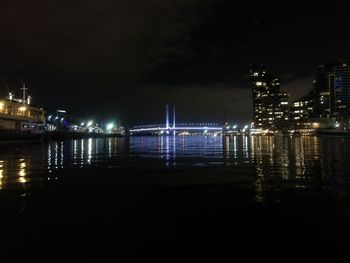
[130,126,223,133]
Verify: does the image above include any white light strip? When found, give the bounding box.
[130,127,223,132]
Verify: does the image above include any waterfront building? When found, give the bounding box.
[291,62,350,130]
[290,90,316,121]
[250,65,290,130]
[314,62,350,126]
[289,91,317,132]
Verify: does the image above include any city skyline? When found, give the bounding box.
[1,1,349,125]
[1,61,348,127]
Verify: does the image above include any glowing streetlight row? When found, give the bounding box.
[225,124,250,130]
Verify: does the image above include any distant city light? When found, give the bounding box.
[57,110,66,113]
[106,123,114,130]
[312,122,320,129]
[87,121,93,127]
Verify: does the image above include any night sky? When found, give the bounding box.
[0,1,349,126]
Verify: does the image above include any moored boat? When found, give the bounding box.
[0,87,45,141]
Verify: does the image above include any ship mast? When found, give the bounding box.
[21,82,28,105]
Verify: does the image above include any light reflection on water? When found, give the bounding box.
[0,135,350,200]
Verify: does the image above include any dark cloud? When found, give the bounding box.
[0,0,222,79]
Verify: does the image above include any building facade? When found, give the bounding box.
[314,62,350,122]
[290,62,350,130]
[250,65,290,130]
[290,91,316,122]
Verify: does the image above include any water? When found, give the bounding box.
[1,135,350,202]
[1,135,350,260]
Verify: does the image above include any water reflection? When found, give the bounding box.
[0,160,4,189]
[0,136,349,202]
[18,159,27,183]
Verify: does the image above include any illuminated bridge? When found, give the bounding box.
[130,105,223,135]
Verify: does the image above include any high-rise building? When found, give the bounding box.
[314,62,350,121]
[290,90,319,131]
[250,65,290,130]
[290,90,316,121]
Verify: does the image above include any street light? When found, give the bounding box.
[87,121,93,127]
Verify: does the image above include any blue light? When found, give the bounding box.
[335,81,342,89]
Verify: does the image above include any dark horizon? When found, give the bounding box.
[1,1,349,126]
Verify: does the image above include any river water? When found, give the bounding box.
[1,135,350,260]
[1,135,350,200]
